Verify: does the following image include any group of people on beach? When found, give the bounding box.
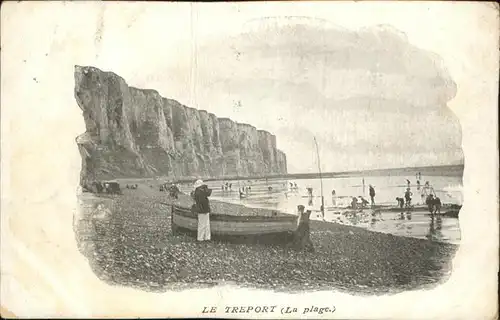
[220,181,254,199]
[396,187,414,208]
[347,184,376,209]
[160,183,180,199]
[239,185,251,198]
[184,174,445,242]
[350,196,370,209]
[396,175,442,214]
[221,182,233,192]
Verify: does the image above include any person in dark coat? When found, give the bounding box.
[294,205,314,252]
[426,194,442,215]
[193,179,212,241]
[369,185,376,206]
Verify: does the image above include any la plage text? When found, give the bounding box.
[202,305,336,315]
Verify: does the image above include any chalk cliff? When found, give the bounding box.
[74,66,287,185]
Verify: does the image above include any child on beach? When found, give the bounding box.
[331,189,337,206]
[396,197,405,208]
[404,188,413,207]
[359,196,369,208]
[351,197,358,209]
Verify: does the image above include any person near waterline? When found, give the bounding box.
[369,185,376,206]
[359,196,369,208]
[421,181,434,200]
[193,179,212,241]
[426,194,442,215]
[331,189,337,206]
[307,187,313,197]
[396,197,405,208]
[406,179,411,188]
[351,197,358,209]
[404,187,413,208]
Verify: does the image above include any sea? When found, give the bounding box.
[177,171,462,244]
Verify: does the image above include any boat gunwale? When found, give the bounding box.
[172,205,298,223]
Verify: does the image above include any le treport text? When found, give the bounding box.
[202,305,336,315]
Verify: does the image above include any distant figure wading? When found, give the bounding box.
[191,179,212,241]
[404,188,413,208]
[369,185,376,206]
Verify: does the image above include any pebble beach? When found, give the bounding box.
[74,182,458,295]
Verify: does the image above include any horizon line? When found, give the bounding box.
[287,163,464,176]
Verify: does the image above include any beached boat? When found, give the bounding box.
[171,205,300,236]
[382,204,461,216]
[324,204,460,218]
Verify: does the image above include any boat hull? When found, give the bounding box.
[171,205,299,236]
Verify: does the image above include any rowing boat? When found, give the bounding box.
[323,205,460,218]
[171,205,299,236]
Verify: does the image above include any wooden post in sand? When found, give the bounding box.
[171,205,179,235]
[294,205,315,252]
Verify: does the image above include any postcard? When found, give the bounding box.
[1,2,498,319]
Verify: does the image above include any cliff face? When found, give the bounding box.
[74,66,287,185]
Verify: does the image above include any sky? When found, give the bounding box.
[89,2,468,173]
[4,2,495,174]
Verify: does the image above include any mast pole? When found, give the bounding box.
[314,136,325,219]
